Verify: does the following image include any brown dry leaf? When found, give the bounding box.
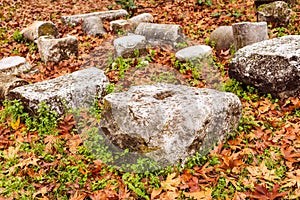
[69,191,87,200]
[161,173,181,192]
[32,186,48,199]
[151,188,163,200]
[246,161,279,183]
[66,134,82,154]
[183,189,212,200]
[282,169,300,189]
[3,144,20,160]
[289,188,300,199]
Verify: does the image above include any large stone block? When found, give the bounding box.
[100,83,242,167]
[110,13,154,33]
[8,67,109,115]
[0,74,28,101]
[229,35,300,98]
[82,17,107,36]
[113,35,147,58]
[257,1,292,27]
[210,26,234,50]
[61,9,128,26]
[37,35,78,63]
[134,23,185,47]
[232,22,268,50]
[175,45,212,62]
[0,56,33,75]
[21,21,59,42]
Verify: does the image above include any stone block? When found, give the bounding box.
[113,35,147,58]
[37,35,78,63]
[61,9,128,26]
[232,22,268,50]
[0,74,28,101]
[0,56,33,75]
[21,21,59,42]
[8,67,109,115]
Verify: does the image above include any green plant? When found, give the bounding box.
[115,0,136,16]
[196,0,213,6]
[13,29,24,43]
[25,102,59,136]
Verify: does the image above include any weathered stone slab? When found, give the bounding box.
[21,21,59,42]
[257,1,292,27]
[37,35,78,63]
[175,45,212,62]
[128,13,154,28]
[100,83,242,166]
[0,74,28,101]
[232,22,268,50]
[229,35,300,98]
[8,67,109,115]
[113,35,147,58]
[82,16,107,36]
[110,13,154,33]
[134,23,185,47]
[0,56,33,75]
[210,26,234,50]
[61,9,129,26]
[110,19,131,32]
[254,0,295,7]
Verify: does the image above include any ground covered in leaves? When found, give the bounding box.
[1,0,300,199]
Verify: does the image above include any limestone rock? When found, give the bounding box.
[110,13,154,33]
[229,35,300,98]
[110,19,131,32]
[128,13,154,28]
[82,16,107,36]
[0,56,33,75]
[21,21,59,42]
[100,83,242,166]
[0,74,28,101]
[175,45,212,62]
[113,35,147,58]
[134,23,185,47]
[61,9,128,26]
[37,35,78,63]
[8,67,109,115]
[232,22,268,50]
[210,26,234,50]
[254,0,295,7]
[257,1,292,27]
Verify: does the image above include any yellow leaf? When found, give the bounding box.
[11,117,20,130]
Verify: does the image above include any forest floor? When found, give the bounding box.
[1,0,300,199]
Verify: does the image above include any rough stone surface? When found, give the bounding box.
[8,67,109,115]
[21,21,59,42]
[0,56,33,75]
[0,74,28,101]
[229,35,300,98]
[257,1,292,27]
[134,23,185,47]
[100,83,242,165]
[82,16,107,36]
[113,35,147,58]
[128,13,154,28]
[61,9,128,26]
[110,13,154,33]
[175,45,212,62]
[110,19,131,32]
[232,22,268,50]
[210,26,234,50]
[37,35,78,63]
[254,0,295,7]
